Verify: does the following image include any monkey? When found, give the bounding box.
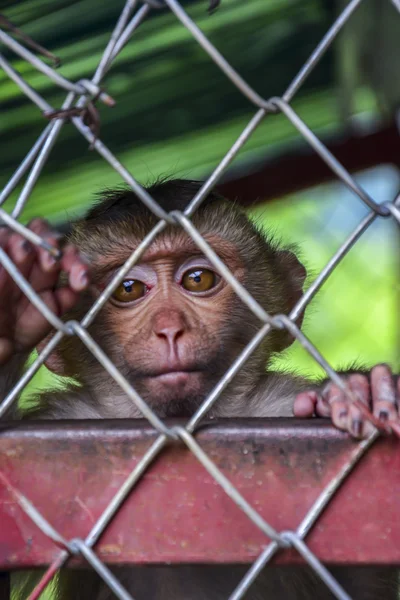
[0,179,398,599]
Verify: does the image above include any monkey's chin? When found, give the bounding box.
[140,371,208,416]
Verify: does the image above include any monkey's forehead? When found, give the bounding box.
[71,203,267,275]
[81,231,243,277]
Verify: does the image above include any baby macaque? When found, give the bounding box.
[0,179,397,599]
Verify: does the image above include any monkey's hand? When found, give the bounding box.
[293,365,399,438]
[0,219,89,365]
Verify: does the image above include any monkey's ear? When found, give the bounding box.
[277,249,307,305]
[275,249,307,347]
[36,334,73,377]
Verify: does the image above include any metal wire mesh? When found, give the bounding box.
[0,1,400,599]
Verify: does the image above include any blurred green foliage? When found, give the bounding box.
[1,0,378,223]
[251,168,400,377]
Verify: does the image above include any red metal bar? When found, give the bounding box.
[0,419,399,569]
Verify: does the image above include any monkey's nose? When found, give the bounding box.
[156,325,184,345]
[153,310,187,348]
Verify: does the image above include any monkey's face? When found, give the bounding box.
[94,235,250,416]
[61,185,306,417]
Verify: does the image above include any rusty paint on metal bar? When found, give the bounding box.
[0,420,399,570]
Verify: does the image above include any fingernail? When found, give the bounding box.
[352,419,362,437]
[379,410,389,422]
[45,254,57,268]
[21,240,32,253]
[70,265,85,290]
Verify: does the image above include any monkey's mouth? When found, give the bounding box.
[151,369,201,384]
[139,367,206,393]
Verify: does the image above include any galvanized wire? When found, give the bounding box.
[0,1,399,599]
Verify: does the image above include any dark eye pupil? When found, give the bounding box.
[123,281,134,293]
[193,274,201,283]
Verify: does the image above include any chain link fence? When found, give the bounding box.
[0,0,400,599]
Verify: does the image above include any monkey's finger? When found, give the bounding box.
[60,244,90,292]
[321,383,347,427]
[38,234,61,273]
[22,239,88,296]
[348,373,370,407]
[27,221,89,293]
[22,220,66,295]
[346,374,374,438]
[293,390,318,417]
[370,364,397,423]
[55,287,80,316]
[315,381,349,419]
[322,375,371,436]
[29,218,60,273]
[6,232,36,283]
[347,403,375,438]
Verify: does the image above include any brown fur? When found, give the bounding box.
[4,179,397,598]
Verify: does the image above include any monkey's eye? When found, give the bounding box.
[181,268,217,293]
[112,280,147,303]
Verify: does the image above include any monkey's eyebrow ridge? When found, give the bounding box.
[91,234,238,279]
